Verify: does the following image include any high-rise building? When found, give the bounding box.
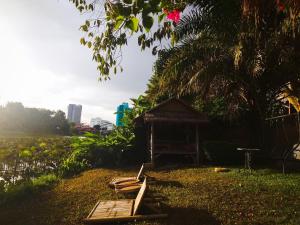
[67,104,82,124]
[116,103,130,126]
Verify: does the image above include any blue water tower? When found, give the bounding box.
[116,103,129,126]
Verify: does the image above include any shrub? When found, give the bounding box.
[59,151,90,177]
[31,174,59,188]
[0,137,72,182]
[203,141,243,165]
[59,135,123,177]
[0,174,58,205]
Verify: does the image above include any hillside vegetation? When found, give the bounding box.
[1,167,300,225]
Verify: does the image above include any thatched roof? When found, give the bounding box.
[135,98,209,124]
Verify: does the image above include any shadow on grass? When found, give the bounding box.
[163,206,221,225]
[94,205,221,225]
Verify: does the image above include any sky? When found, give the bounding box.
[0,0,156,124]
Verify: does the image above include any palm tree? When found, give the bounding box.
[148,0,242,112]
[146,0,300,146]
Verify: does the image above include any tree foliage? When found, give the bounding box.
[69,0,188,78]
[0,102,71,135]
[69,0,300,146]
[69,0,300,80]
[0,137,72,185]
[146,0,300,118]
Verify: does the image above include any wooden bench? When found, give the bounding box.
[108,164,145,188]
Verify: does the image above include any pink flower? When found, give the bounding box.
[165,9,181,24]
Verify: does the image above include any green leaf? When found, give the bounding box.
[149,0,161,12]
[87,41,92,48]
[142,3,151,16]
[88,4,94,11]
[114,20,123,30]
[125,17,139,32]
[81,25,88,32]
[142,15,153,32]
[80,37,86,45]
[138,34,145,45]
[152,46,158,55]
[19,149,32,158]
[158,13,166,23]
[171,32,177,47]
[119,6,131,17]
[123,0,132,4]
[114,16,124,30]
[78,5,84,12]
[131,17,139,32]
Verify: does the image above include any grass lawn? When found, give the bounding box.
[0,167,299,225]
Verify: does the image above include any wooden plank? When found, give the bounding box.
[110,164,144,188]
[110,177,137,184]
[136,164,144,180]
[114,180,141,189]
[110,163,144,188]
[88,200,133,219]
[109,177,137,188]
[86,200,101,219]
[133,178,147,215]
[115,184,141,193]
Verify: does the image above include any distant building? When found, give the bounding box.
[90,117,102,127]
[67,104,82,124]
[74,123,94,134]
[90,117,114,131]
[116,103,130,126]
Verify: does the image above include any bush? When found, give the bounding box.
[59,150,91,177]
[0,137,72,182]
[0,174,58,205]
[203,141,243,165]
[31,174,59,188]
[59,135,123,177]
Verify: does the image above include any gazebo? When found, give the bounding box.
[135,98,209,166]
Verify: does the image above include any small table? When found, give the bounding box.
[237,148,260,170]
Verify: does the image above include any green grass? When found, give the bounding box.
[0,167,299,225]
[0,174,59,205]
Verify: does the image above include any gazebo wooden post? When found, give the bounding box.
[150,122,155,167]
[195,124,200,165]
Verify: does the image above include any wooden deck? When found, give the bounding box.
[87,200,134,219]
[85,178,147,223]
